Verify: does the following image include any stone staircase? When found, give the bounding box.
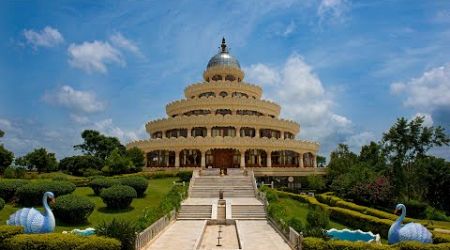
[232,205,266,219]
[177,205,212,220]
[190,175,255,198]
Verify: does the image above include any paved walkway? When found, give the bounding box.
[144,220,206,250]
[237,220,291,250]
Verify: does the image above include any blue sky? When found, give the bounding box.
[1,0,449,160]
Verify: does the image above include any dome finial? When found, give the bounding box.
[220,37,228,53]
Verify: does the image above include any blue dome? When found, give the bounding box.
[206,38,240,69]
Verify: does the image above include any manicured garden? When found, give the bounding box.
[0,177,177,232]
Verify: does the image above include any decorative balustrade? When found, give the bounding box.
[135,210,176,250]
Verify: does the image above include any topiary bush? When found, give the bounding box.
[3,233,120,250]
[3,167,26,179]
[96,218,136,250]
[306,206,330,229]
[15,181,76,206]
[53,194,95,224]
[0,179,28,201]
[90,178,120,196]
[100,185,137,209]
[403,200,428,219]
[0,225,23,247]
[176,171,192,182]
[118,176,148,197]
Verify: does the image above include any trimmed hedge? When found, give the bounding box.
[117,176,148,197]
[3,233,120,250]
[302,237,450,250]
[433,232,450,244]
[0,179,29,201]
[15,181,76,206]
[137,184,188,230]
[0,225,23,247]
[100,185,137,209]
[90,178,120,196]
[53,194,95,224]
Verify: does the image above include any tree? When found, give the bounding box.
[103,148,133,175]
[306,175,325,191]
[382,116,450,199]
[0,145,14,174]
[126,147,145,172]
[0,130,14,174]
[415,156,450,214]
[326,144,358,183]
[17,148,58,173]
[74,130,125,160]
[316,155,326,167]
[59,155,104,176]
[359,141,387,172]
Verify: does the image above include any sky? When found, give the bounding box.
[1,0,449,160]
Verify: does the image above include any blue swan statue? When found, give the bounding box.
[388,203,432,244]
[6,191,56,233]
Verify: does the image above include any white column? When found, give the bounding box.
[313,155,317,168]
[175,150,180,168]
[236,127,241,137]
[201,151,206,168]
[266,151,272,168]
[240,151,246,169]
[299,153,304,168]
[187,128,191,137]
[207,127,212,137]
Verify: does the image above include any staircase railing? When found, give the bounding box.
[188,169,199,198]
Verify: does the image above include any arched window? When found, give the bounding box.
[199,92,215,98]
[165,129,187,138]
[303,152,314,168]
[240,127,256,137]
[180,149,201,167]
[284,132,295,139]
[271,151,299,167]
[215,109,232,116]
[212,127,236,137]
[147,150,175,167]
[260,129,281,139]
[191,127,207,137]
[237,110,264,116]
[212,75,222,81]
[219,91,228,97]
[225,75,236,81]
[232,92,249,98]
[151,131,162,139]
[183,110,211,116]
[245,149,267,167]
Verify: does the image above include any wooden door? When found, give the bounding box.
[213,149,234,174]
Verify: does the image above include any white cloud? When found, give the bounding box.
[43,85,106,113]
[23,26,64,48]
[390,64,450,112]
[344,131,376,152]
[245,53,352,143]
[109,32,141,56]
[93,119,146,143]
[0,118,12,131]
[70,114,90,125]
[282,21,296,37]
[244,64,279,85]
[317,0,350,25]
[68,41,124,74]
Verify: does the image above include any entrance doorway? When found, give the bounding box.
[212,149,238,174]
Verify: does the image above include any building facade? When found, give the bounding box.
[127,39,323,176]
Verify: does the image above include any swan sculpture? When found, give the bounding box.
[388,203,433,244]
[6,191,56,233]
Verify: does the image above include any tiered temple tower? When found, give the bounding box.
[127,38,320,176]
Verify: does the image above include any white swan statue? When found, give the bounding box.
[6,191,56,233]
[388,203,433,244]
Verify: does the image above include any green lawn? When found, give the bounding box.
[0,177,177,232]
[274,198,348,229]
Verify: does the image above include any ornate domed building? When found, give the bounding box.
[128,38,323,177]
